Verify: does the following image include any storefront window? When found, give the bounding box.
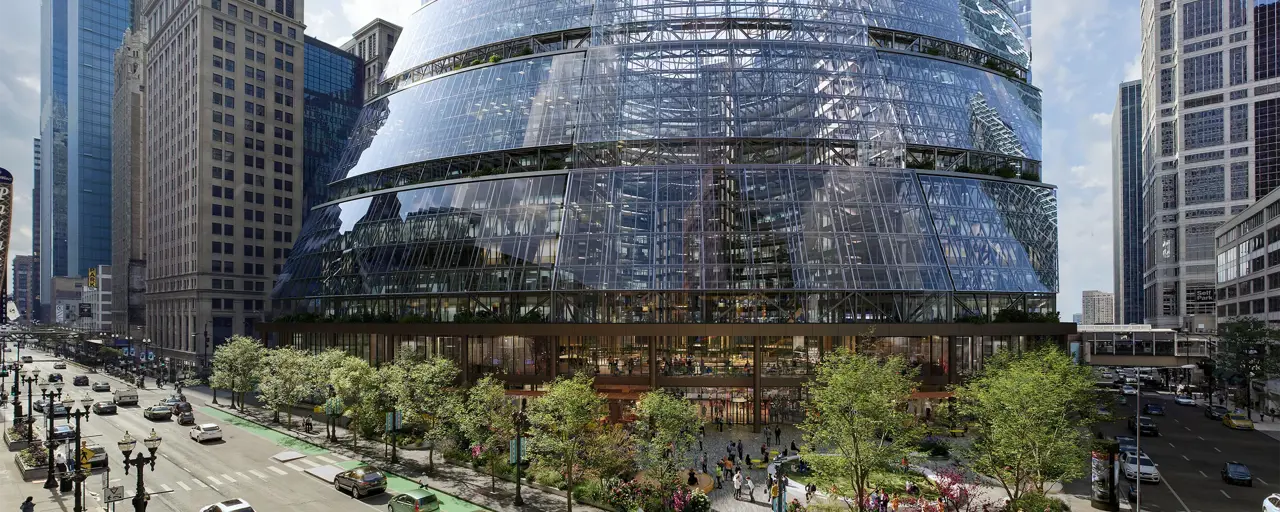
[759,337,819,376]
[658,336,754,376]
[665,387,755,425]
[559,336,650,376]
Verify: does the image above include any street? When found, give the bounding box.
[1095,389,1280,512]
[0,346,468,512]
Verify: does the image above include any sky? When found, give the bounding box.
[0,0,1137,319]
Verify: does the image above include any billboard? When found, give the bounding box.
[0,168,11,323]
[79,303,92,318]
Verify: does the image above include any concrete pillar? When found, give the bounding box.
[753,337,761,433]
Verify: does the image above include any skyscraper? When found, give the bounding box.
[1140,0,1280,329]
[38,0,133,320]
[1082,290,1116,325]
[111,28,147,335]
[302,36,362,210]
[1007,0,1032,49]
[12,255,34,321]
[31,138,41,321]
[340,19,401,104]
[1113,80,1145,324]
[142,0,305,366]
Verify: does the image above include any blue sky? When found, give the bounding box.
[0,0,1138,319]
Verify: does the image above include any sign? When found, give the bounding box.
[87,268,97,289]
[79,447,93,469]
[6,301,16,322]
[78,303,92,318]
[385,411,402,432]
[508,438,527,464]
[0,168,12,320]
[103,486,126,503]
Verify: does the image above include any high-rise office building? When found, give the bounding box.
[266,0,1065,424]
[340,19,400,103]
[38,0,133,320]
[12,255,34,321]
[1007,0,1032,48]
[31,138,41,321]
[1140,0,1280,329]
[1082,290,1116,325]
[112,28,147,336]
[142,0,305,367]
[302,36,362,210]
[1113,80,1145,324]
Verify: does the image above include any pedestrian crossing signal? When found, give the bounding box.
[80,448,93,469]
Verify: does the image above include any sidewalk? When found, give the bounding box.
[178,384,602,512]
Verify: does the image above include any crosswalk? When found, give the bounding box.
[94,451,353,502]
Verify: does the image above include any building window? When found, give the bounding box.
[1160,67,1174,104]
[1183,0,1222,40]
[1183,108,1225,150]
[1231,104,1250,143]
[1184,165,1226,205]
[1230,46,1249,85]
[1182,51,1223,94]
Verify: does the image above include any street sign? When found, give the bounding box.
[104,486,125,503]
[6,301,17,322]
[385,411,402,432]
[508,438,527,464]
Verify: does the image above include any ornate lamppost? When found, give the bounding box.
[512,398,528,506]
[62,395,94,512]
[40,379,66,489]
[19,368,40,439]
[119,430,162,512]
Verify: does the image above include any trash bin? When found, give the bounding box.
[59,477,73,492]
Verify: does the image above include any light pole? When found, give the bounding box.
[61,395,94,512]
[512,398,527,506]
[40,379,66,489]
[119,430,162,512]
[19,369,40,439]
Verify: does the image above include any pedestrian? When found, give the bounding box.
[770,482,781,509]
[745,476,755,502]
[870,489,880,510]
[717,416,724,432]
[21,497,35,512]
[700,453,708,474]
[879,491,889,512]
[733,470,743,499]
[727,441,735,457]
[774,425,782,444]
[790,439,798,452]
[761,442,768,459]
[698,432,704,451]
[714,464,723,489]
[737,439,744,460]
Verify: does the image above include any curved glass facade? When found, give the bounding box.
[275,0,1056,324]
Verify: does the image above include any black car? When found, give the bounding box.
[1222,462,1253,486]
[1205,405,1229,420]
[170,401,192,415]
[72,375,89,386]
[177,411,195,425]
[1142,403,1165,416]
[50,424,76,441]
[47,373,62,382]
[1128,416,1160,436]
[333,466,387,498]
[1114,435,1137,454]
[91,401,117,415]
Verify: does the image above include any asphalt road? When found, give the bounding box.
[0,347,398,512]
[1096,390,1280,512]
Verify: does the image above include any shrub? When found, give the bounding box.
[488,54,502,64]
[19,445,48,467]
[994,165,1018,179]
[1012,493,1070,511]
[575,479,607,503]
[917,436,950,458]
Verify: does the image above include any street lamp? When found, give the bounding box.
[512,398,528,506]
[61,395,94,512]
[41,379,66,489]
[19,369,40,439]
[119,429,162,512]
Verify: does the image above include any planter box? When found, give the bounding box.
[4,428,38,452]
[14,453,48,481]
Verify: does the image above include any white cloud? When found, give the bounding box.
[1090,112,1112,127]
[1123,51,1143,81]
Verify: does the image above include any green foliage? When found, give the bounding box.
[800,349,920,511]
[1215,318,1280,419]
[1010,493,1070,511]
[954,346,1097,501]
[1020,172,1041,182]
[98,347,124,361]
[527,375,608,512]
[917,435,950,457]
[255,347,312,423]
[18,444,47,467]
[488,54,502,63]
[992,309,1060,323]
[632,390,700,488]
[905,159,936,170]
[461,376,518,491]
[387,355,462,471]
[210,335,266,409]
[994,165,1018,179]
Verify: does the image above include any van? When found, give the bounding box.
[113,388,139,406]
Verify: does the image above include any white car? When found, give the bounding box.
[199,498,254,512]
[190,423,223,443]
[1264,493,1280,512]
[1121,385,1137,395]
[1122,453,1161,483]
[1174,395,1196,406]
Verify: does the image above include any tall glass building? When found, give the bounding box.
[266,0,1064,426]
[303,36,364,210]
[38,0,133,315]
[1113,80,1145,324]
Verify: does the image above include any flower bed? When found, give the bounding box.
[14,445,49,481]
[4,426,38,451]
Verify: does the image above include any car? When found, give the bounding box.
[158,397,183,409]
[46,403,68,417]
[20,355,32,363]
[82,443,109,469]
[388,489,441,512]
[49,424,76,441]
[72,375,89,386]
[143,405,172,421]
[1266,494,1280,512]
[91,381,110,392]
[112,388,139,405]
[1174,395,1196,406]
[333,466,387,498]
[1223,462,1253,486]
[91,401,117,415]
[1224,413,1256,430]
[170,401,192,415]
[1121,385,1137,395]
[1128,416,1159,436]
[53,362,66,369]
[198,498,255,512]
[1206,405,1230,420]
[1142,403,1165,416]
[1122,453,1161,483]
[190,423,223,443]
[177,411,196,425]
[32,398,47,412]
[168,392,187,402]
[47,372,62,382]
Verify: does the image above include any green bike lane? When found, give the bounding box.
[199,406,491,512]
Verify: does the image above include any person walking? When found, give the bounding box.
[737,439,744,461]
[21,497,35,512]
[698,432,704,451]
[790,439,798,452]
[714,463,723,489]
[700,453,708,474]
[745,475,755,502]
[770,482,781,512]
[733,470,743,499]
[761,442,768,459]
[774,425,782,445]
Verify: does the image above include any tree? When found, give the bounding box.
[307,350,349,441]
[953,346,1097,502]
[798,349,918,512]
[209,335,266,410]
[586,423,635,486]
[460,376,517,491]
[1214,317,1280,420]
[255,347,311,424]
[387,355,461,473]
[527,375,606,512]
[327,355,378,449]
[632,390,700,490]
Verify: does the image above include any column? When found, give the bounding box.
[648,337,657,391]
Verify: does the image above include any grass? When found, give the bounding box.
[784,469,939,500]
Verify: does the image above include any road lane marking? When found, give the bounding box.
[329,452,349,461]
[1169,442,1176,448]
[206,476,223,485]
[160,484,172,492]
[300,459,322,468]
[221,473,236,483]
[1259,477,1270,486]
[249,470,268,479]
[1182,455,1189,461]
[284,462,305,472]
[236,472,250,481]
[1200,471,1209,478]
[268,466,288,476]
[1198,436,1205,440]
[1221,489,1232,499]
[177,481,191,491]
[1214,447,1221,452]
[316,455,337,464]
[195,480,209,488]
[1184,426,1190,431]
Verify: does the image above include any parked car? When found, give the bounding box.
[46,403,68,417]
[190,424,223,443]
[1122,453,1161,483]
[1224,413,1256,430]
[177,411,196,425]
[1222,462,1254,486]
[21,355,32,363]
[333,466,387,498]
[198,498,254,512]
[1128,416,1160,436]
[91,381,111,392]
[91,401,117,415]
[143,405,172,421]
[1205,405,1229,420]
[83,443,108,469]
[1266,493,1280,512]
[53,361,66,369]
[50,424,76,441]
[388,489,441,512]
[1174,395,1196,406]
[32,398,46,412]
[1143,403,1165,416]
[72,375,89,386]
[1121,385,1137,395]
